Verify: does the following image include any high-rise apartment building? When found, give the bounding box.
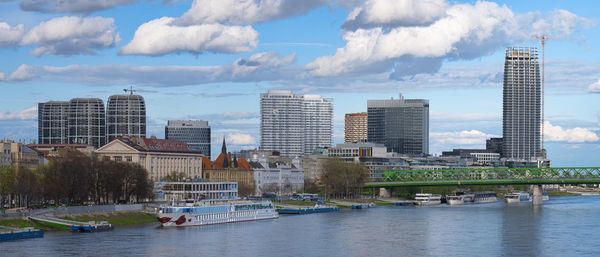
[106,94,146,142]
[38,101,69,144]
[502,47,541,160]
[165,120,211,159]
[367,95,429,155]
[67,98,106,148]
[344,112,368,143]
[260,90,332,157]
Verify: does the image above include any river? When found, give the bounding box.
[4,196,600,257]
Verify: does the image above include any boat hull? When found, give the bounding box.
[158,210,278,227]
[447,199,464,205]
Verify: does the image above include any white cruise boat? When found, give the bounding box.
[414,193,442,206]
[446,193,475,205]
[157,200,278,227]
[504,192,531,203]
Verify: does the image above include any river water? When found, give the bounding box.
[3,196,600,257]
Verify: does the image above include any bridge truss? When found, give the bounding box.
[365,167,600,188]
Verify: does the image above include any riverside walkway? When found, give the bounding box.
[28,216,112,232]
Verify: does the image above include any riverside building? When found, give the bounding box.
[106,94,146,142]
[502,47,541,161]
[345,112,368,143]
[38,101,69,144]
[165,120,211,159]
[367,94,429,155]
[67,98,106,148]
[260,90,333,157]
[95,136,204,181]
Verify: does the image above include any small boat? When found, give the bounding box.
[542,192,550,201]
[351,203,376,209]
[277,203,339,214]
[0,226,44,242]
[446,195,465,205]
[505,192,531,203]
[414,193,442,206]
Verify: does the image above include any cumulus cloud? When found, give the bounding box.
[0,106,37,121]
[178,0,328,25]
[21,16,120,56]
[8,64,34,81]
[588,79,600,93]
[121,17,258,56]
[19,0,134,13]
[3,52,297,86]
[226,133,256,145]
[123,0,327,56]
[308,0,593,78]
[343,0,447,30]
[431,130,499,145]
[544,121,599,143]
[431,112,500,122]
[0,22,25,47]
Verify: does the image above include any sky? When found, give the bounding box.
[0,0,599,166]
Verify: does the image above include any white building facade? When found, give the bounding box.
[95,137,203,181]
[260,90,332,157]
[250,157,304,196]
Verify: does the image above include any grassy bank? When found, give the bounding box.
[0,218,67,231]
[62,211,156,226]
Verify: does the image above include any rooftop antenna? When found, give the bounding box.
[535,34,549,158]
[123,85,136,95]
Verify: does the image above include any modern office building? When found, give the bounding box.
[486,137,503,156]
[106,94,146,142]
[67,98,106,148]
[165,120,211,158]
[260,90,332,157]
[502,47,541,160]
[345,112,368,143]
[367,94,429,155]
[38,101,69,144]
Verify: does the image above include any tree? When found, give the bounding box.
[0,167,16,210]
[320,159,370,198]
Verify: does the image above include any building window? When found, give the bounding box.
[114,156,123,162]
[125,156,133,162]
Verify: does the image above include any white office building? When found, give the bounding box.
[260,90,332,157]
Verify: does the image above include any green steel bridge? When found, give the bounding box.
[364,167,600,188]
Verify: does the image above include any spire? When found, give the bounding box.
[221,136,227,154]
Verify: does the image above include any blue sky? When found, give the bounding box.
[0,0,599,165]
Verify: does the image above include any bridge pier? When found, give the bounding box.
[532,185,544,205]
[379,188,391,198]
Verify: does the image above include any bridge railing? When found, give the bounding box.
[380,167,600,183]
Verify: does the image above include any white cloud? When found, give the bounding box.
[178,0,328,26]
[19,0,134,13]
[21,16,120,56]
[226,133,256,145]
[0,106,37,121]
[308,1,592,78]
[0,22,25,47]
[120,17,258,56]
[588,79,600,93]
[122,0,327,56]
[431,130,498,145]
[2,52,297,86]
[8,64,34,81]
[343,0,447,30]
[544,121,599,143]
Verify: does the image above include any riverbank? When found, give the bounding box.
[0,211,157,231]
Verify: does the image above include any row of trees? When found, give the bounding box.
[318,159,370,198]
[0,149,152,210]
